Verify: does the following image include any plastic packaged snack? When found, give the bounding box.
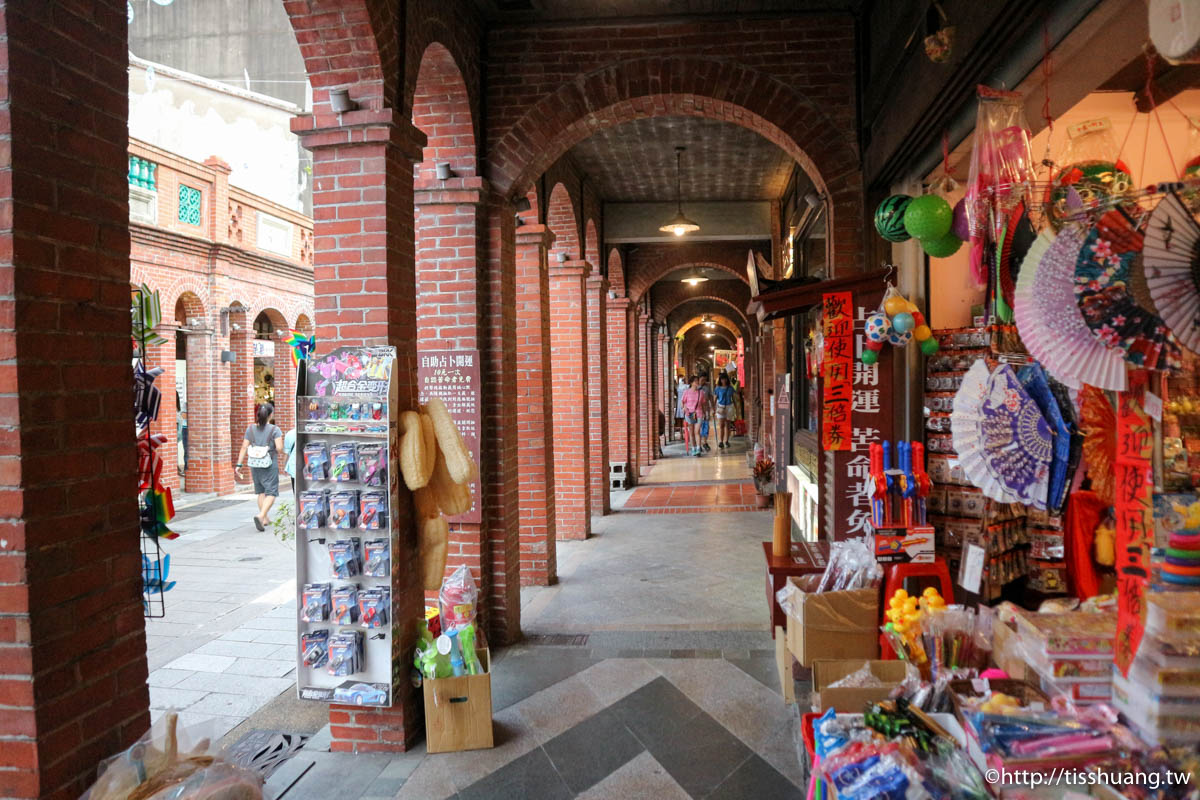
[439,565,478,631]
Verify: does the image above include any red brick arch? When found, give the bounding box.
[487,56,864,273]
[547,182,580,261]
[412,41,476,182]
[584,219,600,267]
[676,313,742,342]
[625,241,763,303]
[655,293,751,339]
[607,248,626,295]
[295,313,314,334]
[284,0,398,111]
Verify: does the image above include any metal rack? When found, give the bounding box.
[133,285,171,619]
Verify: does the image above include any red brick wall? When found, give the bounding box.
[0,3,150,797]
[637,313,653,473]
[546,183,580,261]
[515,225,557,585]
[585,276,610,515]
[549,262,591,539]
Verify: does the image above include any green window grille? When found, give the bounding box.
[178,184,201,226]
[128,156,157,191]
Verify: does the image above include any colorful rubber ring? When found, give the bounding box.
[1169,536,1200,550]
[1167,547,1200,561]
[1161,571,1200,586]
[1161,561,1200,576]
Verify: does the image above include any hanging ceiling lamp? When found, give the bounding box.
[703,314,715,328]
[660,146,700,237]
[681,267,708,286]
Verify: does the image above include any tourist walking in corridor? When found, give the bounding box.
[676,374,690,449]
[714,372,735,449]
[699,375,715,453]
[236,403,284,531]
[681,375,705,457]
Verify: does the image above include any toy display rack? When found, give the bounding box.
[294,346,402,708]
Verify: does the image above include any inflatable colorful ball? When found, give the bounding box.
[874,194,913,243]
[922,231,963,258]
[951,197,970,241]
[903,194,953,241]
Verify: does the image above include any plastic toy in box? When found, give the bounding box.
[359,491,387,531]
[301,583,331,623]
[327,538,361,579]
[362,538,390,577]
[327,630,363,677]
[1146,591,1200,635]
[330,442,358,482]
[301,629,329,668]
[357,587,390,629]
[328,490,359,530]
[1013,611,1116,656]
[356,443,386,487]
[298,491,328,529]
[303,442,330,481]
[331,585,359,626]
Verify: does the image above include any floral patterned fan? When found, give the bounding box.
[1078,384,1116,506]
[951,359,1052,509]
[1073,208,1183,371]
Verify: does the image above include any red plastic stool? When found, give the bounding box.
[879,559,955,660]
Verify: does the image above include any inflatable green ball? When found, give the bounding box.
[922,231,962,258]
[904,194,953,241]
[861,348,879,365]
[920,337,940,356]
[874,194,912,243]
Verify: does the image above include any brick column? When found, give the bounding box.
[0,4,150,797]
[484,192,521,644]
[515,224,556,585]
[585,275,610,516]
[606,297,631,475]
[228,310,253,488]
[415,177,490,608]
[181,320,232,494]
[295,108,426,752]
[272,329,296,467]
[628,306,641,480]
[549,260,591,539]
[638,312,653,474]
[655,328,667,455]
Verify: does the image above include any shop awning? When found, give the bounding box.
[745,251,890,322]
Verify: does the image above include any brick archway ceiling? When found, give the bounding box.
[656,291,752,339]
[547,183,580,257]
[566,116,794,202]
[624,241,766,303]
[476,0,859,23]
[412,42,477,182]
[286,1,397,110]
[675,313,742,341]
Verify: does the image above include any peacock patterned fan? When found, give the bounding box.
[1078,384,1116,506]
[1074,208,1183,371]
[1023,224,1127,391]
[1144,190,1200,356]
[951,359,1052,509]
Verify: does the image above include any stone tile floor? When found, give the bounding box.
[144,488,299,741]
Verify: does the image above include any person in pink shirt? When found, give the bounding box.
[680,375,706,457]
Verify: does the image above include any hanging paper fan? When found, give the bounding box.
[1025,223,1128,391]
[1144,190,1200,356]
[1074,208,1183,371]
[1078,384,1116,506]
[1048,378,1084,505]
[1017,363,1072,514]
[951,359,1052,508]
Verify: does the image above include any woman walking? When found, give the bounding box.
[676,374,690,449]
[236,403,284,531]
[714,373,735,449]
[681,375,705,457]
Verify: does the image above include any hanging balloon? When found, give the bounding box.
[903,194,953,241]
[891,312,915,334]
[864,311,891,342]
[1045,160,1135,230]
[920,337,940,355]
[922,231,963,258]
[861,348,879,365]
[951,197,970,241]
[874,195,913,242]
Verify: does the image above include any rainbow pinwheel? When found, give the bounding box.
[284,329,316,367]
[141,485,179,540]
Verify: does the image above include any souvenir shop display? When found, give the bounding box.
[294,346,399,707]
[861,285,939,364]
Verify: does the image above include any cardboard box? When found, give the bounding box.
[422,648,493,753]
[774,625,796,704]
[783,581,879,667]
[811,659,909,713]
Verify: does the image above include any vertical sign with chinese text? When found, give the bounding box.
[822,292,891,541]
[1114,380,1152,676]
[821,292,853,451]
[774,373,790,492]
[417,350,482,523]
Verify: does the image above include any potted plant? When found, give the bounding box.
[753,456,775,509]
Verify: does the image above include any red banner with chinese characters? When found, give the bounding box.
[1114,377,1153,677]
[821,292,853,450]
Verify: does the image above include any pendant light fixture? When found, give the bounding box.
[681,266,708,286]
[660,146,700,237]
